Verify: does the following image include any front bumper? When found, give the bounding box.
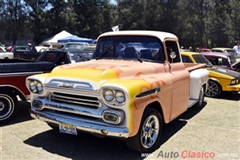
[225,84,240,92]
[30,109,129,139]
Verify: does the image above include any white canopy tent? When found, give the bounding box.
[41,30,73,44]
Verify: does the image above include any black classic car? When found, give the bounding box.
[36,50,93,65]
[0,50,93,123]
[11,45,41,60]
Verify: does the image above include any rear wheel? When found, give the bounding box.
[125,108,163,153]
[205,80,222,98]
[0,90,18,123]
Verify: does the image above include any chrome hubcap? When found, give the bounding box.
[141,115,159,148]
[0,102,5,111]
[0,96,13,119]
[205,81,218,97]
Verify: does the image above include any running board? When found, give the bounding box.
[188,99,198,108]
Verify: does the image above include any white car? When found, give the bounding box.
[0,46,13,59]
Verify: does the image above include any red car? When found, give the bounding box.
[198,48,211,53]
[202,52,240,72]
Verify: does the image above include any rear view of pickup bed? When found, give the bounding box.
[0,59,55,123]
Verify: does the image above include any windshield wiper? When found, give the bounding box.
[96,45,113,60]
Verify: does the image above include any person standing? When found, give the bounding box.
[233,41,240,55]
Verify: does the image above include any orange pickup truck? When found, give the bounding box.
[26,31,209,153]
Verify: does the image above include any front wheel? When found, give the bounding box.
[0,90,18,123]
[205,80,222,98]
[125,108,163,153]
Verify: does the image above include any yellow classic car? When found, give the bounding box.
[181,52,240,97]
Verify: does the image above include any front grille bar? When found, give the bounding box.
[50,92,100,108]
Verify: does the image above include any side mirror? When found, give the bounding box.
[170,52,176,63]
[170,52,176,59]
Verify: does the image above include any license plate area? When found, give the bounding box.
[59,122,78,135]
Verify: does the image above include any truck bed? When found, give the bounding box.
[0,59,55,73]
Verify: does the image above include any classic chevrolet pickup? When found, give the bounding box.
[27,31,209,153]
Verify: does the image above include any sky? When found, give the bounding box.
[110,0,117,5]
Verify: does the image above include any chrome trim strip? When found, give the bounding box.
[35,99,104,118]
[50,93,99,107]
[0,84,28,100]
[0,71,43,77]
[135,87,160,98]
[30,109,129,138]
[102,110,124,124]
[45,87,100,96]
[50,96,99,107]
[46,79,93,90]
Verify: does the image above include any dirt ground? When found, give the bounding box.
[1,93,240,160]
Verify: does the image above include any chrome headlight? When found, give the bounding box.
[27,79,43,94]
[230,79,238,85]
[115,91,125,103]
[36,82,43,92]
[104,89,114,101]
[102,88,126,105]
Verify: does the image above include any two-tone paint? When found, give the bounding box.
[27,31,209,153]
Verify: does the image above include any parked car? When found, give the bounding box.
[27,30,209,153]
[0,46,13,59]
[82,45,96,52]
[61,42,90,52]
[35,46,49,52]
[0,59,56,123]
[11,46,41,60]
[36,50,93,65]
[181,51,240,97]
[198,48,211,53]
[0,50,93,124]
[211,47,240,59]
[202,52,240,72]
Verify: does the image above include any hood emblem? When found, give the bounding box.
[59,82,74,88]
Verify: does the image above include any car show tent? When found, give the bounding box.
[41,30,73,44]
[57,35,94,43]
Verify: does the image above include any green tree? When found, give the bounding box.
[1,0,27,45]
[24,0,50,44]
[208,0,233,47]
[73,0,114,38]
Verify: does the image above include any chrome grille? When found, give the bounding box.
[50,92,100,108]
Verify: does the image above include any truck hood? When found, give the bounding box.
[46,59,159,89]
[209,67,240,79]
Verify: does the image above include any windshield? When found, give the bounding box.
[192,54,213,67]
[69,52,93,62]
[93,36,165,62]
[64,44,85,50]
[228,55,237,64]
[225,50,239,58]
